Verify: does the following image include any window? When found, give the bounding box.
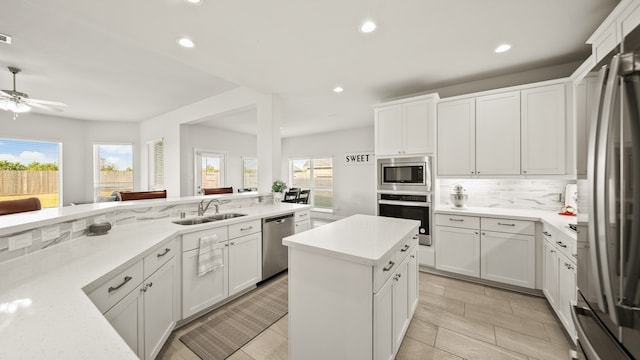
[289,157,333,210]
[148,139,164,190]
[0,138,61,208]
[242,157,258,189]
[93,144,133,201]
[194,150,226,194]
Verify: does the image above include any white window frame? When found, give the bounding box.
[148,138,164,190]
[92,143,134,201]
[194,149,227,195]
[288,156,334,212]
[241,156,258,190]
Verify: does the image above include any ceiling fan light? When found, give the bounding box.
[0,99,10,111]
[12,102,31,113]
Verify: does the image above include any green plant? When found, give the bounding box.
[271,179,287,193]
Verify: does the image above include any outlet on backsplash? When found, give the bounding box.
[438,179,574,211]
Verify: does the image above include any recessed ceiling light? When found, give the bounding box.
[495,44,511,53]
[177,37,195,48]
[184,0,201,3]
[333,86,344,93]
[360,21,377,33]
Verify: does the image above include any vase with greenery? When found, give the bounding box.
[271,179,287,203]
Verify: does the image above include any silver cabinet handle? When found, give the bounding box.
[413,235,418,240]
[157,248,171,258]
[410,255,415,259]
[557,241,567,248]
[471,171,475,174]
[230,241,235,245]
[565,263,575,270]
[240,226,253,231]
[482,232,486,236]
[449,218,464,222]
[147,282,153,288]
[523,170,527,174]
[543,231,552,237]
[550,249,556,253]
[383,261,395,272]
[276,219,286,224]
[225,243,229,247]
[498,222,515,227]
[299,213,308,217]
[400,244,410,252]
[108,276,132,293]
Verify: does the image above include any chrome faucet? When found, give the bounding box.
[198,199,214,216]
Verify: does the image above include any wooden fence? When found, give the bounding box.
[0,170,59,195]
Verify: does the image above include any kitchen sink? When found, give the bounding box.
[172,213,247,225]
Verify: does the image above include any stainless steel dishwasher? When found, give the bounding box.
[261,213,295,280]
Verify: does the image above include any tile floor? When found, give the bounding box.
[159,272,573,360]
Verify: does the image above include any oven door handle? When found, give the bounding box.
[378,199,431,207]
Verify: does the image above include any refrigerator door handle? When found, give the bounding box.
[587,65,609,313]
[596,53,621,325]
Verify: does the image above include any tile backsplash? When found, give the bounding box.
[438,179,574,211]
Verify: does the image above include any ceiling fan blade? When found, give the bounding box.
[26,98,67,107]
[0,90,12,98]
[28,102,64,112]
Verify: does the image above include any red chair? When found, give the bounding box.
[203,187,233,195]
[117,190,167,201]
[0,197,42,215]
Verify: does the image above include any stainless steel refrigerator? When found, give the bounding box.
[573,49,640,359]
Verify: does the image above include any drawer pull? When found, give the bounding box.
[410,255,415,259]
[498,222,515,227]
[565,263,575,270]
[157,248,171,258]
[299,213,308,217]
[543,231,552,237]
[413,235,418,240]
[557,241,567,248]
[383,261,395,272]
[108,276,132,293]
[400,244,410,252]
[449,218,464,222]
[240,226,253,231]
[550,249,556,253]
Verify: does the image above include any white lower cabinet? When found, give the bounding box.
[407,246,419,314]
[543,233,577,341]
[542,237,558,307]
[374,273,394,360]
[295,210,311,233]
[435,214,535,289]
[94,240,178,360]
[182,221,261,319]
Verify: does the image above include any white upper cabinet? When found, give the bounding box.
[521,84,566,175]
[374,94,438,156]
[575,75,600,177]
[475,91,521,175]
[437,98,476,176]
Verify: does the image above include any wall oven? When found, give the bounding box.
[378,193,431,246]
[377,156,431,193]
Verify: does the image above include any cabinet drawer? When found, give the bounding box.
[295,210,311,222]
[542,223,576,262]
[481,218,535,235]
[435,214,480,229]
[88,260,143,314]
[593,23,618,64]
[396,233,418,264]
[373,251,398,293]
[229,219,261,239]
[144,238,177,277]
[182,226,228,251]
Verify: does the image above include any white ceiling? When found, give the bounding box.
[0,0,620,137]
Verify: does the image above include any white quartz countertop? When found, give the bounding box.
[283,214,420,266]
[0,202,310,360]
[434,206,577,241]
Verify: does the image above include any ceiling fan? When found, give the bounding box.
[0,66,67,119]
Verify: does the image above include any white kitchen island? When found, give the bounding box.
[283,214,420,360]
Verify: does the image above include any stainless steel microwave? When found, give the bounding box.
[377,156,431,192]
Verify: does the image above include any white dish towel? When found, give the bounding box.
[198,234,224,276]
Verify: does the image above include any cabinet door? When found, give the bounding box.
[375,105,403,155]
[437,99,476,175]
[295,220,311,234]
[404,99,434,154]
[144,256,176,360]
[480,230,535,288]
[393,259,410,351]
[521,84,566,174]
[475,91,520,175]
[407,246,419,314]
[104,285,144,358]
[182,246,228,318]
[435,226,480,277]
[557,253,577,339]
[229,232,261,297]
[373,275,394,360]
[575,75,600,176]
[543,239,558,307]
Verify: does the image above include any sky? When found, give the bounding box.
[96,144,133,170]
[0,138,60,165]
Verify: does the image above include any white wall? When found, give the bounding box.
[281,126,376,218]
[0,111,139,204]
[180,124,257,195]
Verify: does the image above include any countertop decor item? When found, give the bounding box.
[271,179,287,204]
[88,221,111,235]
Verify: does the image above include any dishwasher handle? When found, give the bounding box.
[263,213,295,224]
